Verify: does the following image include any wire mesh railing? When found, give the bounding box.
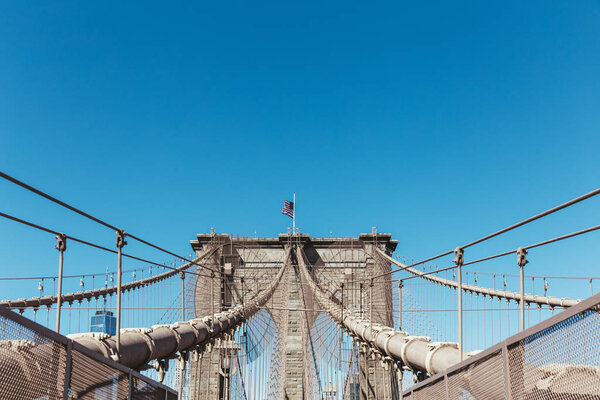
[403,290,600,399]
[0,305,177,400]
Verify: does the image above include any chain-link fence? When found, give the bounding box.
[403,291,600,399]
[0,305,177,400]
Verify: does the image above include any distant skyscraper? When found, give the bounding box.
[238,327,259,362]
[90,310,116,335]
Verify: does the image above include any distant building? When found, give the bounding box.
[90,310,116,335]
[348,374,360,400]
[238,328,259,362]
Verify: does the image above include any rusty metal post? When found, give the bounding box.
[127,372,133,400]
[180,271,185,320]
[369,278,374,342]
[340,282,344,373]
[116,229,127,355]
[502,343,512,399]
[517,247,528,331]
[341,282,345,323]
[62,340,73,400]
[241,277,245,318]
[360,282,364,318]
[398,280,403,331]
[55,233,67,333]
[444,373,449,400]
[211,272,215,320]
[454,247,464,359]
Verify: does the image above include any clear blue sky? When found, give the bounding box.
[1,1,599,302]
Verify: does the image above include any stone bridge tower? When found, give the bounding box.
[186,232,398,399]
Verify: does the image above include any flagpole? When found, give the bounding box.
[293,193,296,234]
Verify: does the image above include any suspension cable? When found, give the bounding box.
[0,211,215,279]
[0,171,118,230]
[394,223,600,284]
[372,187,600,280]
[0,170,224,275]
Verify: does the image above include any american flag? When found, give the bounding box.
[281,200,294,219]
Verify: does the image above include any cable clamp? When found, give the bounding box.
[400,336,430,368]
[425,342,458,375]
[383,330,407,359]
[126,327,157,363]
[116,229,127,249]
[55,233,67,252]
[517,247,528,268]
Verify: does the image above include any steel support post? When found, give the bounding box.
[369,278,374,342]
[454,247,464,360]
[128,372,133,400]
[398,281,403,331]
[502,343,512,399]
[62,340,72,400]
[340,282,345,374]
[517,247,528,331]
[444,374,449,400]
[55,233,67,333]
[241,277,245,318]
[341,282,344,323]
[360,282,364,318]
[211,272,215,319]
[177,353,185,400]
[180,271,186,321]
[116,229,127,355]
[396,362,403,396]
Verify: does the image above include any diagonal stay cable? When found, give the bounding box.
[371,187,600,280]
[0,170,224,276]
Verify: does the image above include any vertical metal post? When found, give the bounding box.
[116,229,127,355]
[454,247,464,360]
[55,233,67,333]
[180,271,186,321]
[127,372,133,400]
[211,272,215,320]
[241,277,245,318]
[369,278,374,342]
[359,283,364,318]
[292,192,296,234]
[517,247,528,331]
[341,282,344,324]
[502,343,512,399]
[340,283,344,389]
[444,373,449,400]
[62,340,72,400]
[398,280,403,331]
[177,354,185,400]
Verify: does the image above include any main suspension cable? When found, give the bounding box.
[0,211,215,279]
[372,187,600,280]
[394,223,600,284]
[0,170,224,276]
